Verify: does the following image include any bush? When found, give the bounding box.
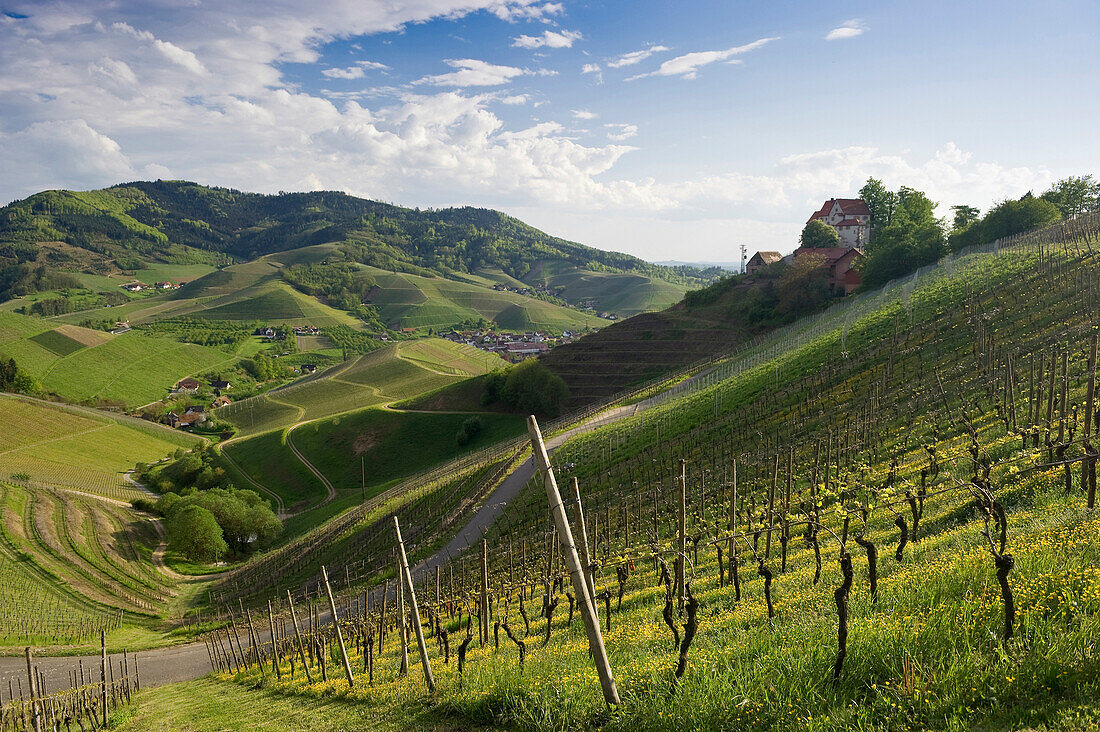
[482,360,569,416]
[130,497,158,514]
[455,415,485,446]
[166,505,228,563]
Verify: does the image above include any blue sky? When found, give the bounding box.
[1,0,1097,261]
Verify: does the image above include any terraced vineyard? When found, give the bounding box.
[0,311,233,408]
[0,396,201,501]
[0,480,174,643]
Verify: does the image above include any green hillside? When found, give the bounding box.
[195,218,1100,731]
[0,181,713,319]
[361,266,611,331]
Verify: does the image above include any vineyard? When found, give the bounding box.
[198,216,1100,730]
[0,479,176,645]
[0,396,200,502]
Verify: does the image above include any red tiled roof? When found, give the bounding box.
[835,198,871,215]
[794,246,862,264]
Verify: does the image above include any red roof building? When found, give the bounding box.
[794,246,863,295]
[807,198,871,250]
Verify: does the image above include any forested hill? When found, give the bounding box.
[0,181,712,284]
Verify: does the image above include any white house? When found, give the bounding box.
[807,198,871,250]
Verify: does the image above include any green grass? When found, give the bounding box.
[113,677,470,731]
[289,407,525,495]
[221,431,327,511]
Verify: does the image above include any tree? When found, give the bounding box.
[858,184,947,288]
[951,205,981,229]
[776,253,829,315]
[166,505,227,563]
[859,177,898,230]
[484,359,569,416]
[1041,175,1100,218]
[978,195,1061,242]
[800,220,840,249]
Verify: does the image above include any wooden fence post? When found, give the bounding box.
[25,648,41,732]
[267,600,281,680]
[480,539,490,645]
[1085,334,1098,509]
[100,630,108,727]
[394,517,436,694]
[528,416,621,707]
[728,459,740,597]
[321,566,355,688]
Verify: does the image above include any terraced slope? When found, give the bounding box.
[0,395,201,501]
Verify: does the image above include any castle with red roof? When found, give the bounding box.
[807,198,871,250]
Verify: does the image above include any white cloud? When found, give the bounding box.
[573,109,597,120]
[581,63,601,74]
[825,19,867,41]
[415,58,528,87]
[605,123,638,141]
[501,94,529,105]
[322,66,365,79]
[512,29,581,49]
[489,2,563,22]
[628,37,777,80]
[151,39,207,75]
[607,44,669,68]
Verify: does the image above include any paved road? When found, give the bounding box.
[0,405,644,692]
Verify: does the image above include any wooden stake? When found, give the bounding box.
[267,600,281,680]
[570,477,597,614]
[480,539,490,645]
[100,630,108,727]
[394,517,436,694]
[25,648,41,732]
[397,555,409,675]
[321,566,356,688]
[528,416,621,707]
[677,459,687,611]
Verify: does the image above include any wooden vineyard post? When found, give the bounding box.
[321,566,356,689]
[286,591,313,683]
[100,630,108,726]
[397,555,409,675]
[25,647,41,732]
[570,477,597,613]
[480,539,490,646]
[267,600,281,680]
[677,459,687,611]
[394,517,436,694]
[528,416,621,707]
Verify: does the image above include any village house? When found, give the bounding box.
[794,246,863,295]
[170,377,201,395]
[211,395,232,409]
[746,251,783,275]
[301,364,318,374]
[209,379,231,391]
[121,282,145,292]
[807,198,872,250]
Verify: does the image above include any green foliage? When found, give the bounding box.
[1040,175,1100,218]
[0,181,712,293]
[951,204,981,229]
[322,324,386,356]
[244,352,294,382]
[165,504,228,563]
[136,317,255,349]
[0,357,38,395]
[483,359,569,417]
[858,177,898,230]
[455,415,485,446]
[0,264,83,302]
[157,486,282,556]
[800,219,840,248]
[949,194,1063,252]
[776,253,830,315]
[859,183,947,288]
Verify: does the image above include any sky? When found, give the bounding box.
[1,1,1097,262]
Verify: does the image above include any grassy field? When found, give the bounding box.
[221,339,503,437]
[0,396,201,501]
[290,407,525,495]
[529,263,691,317]
[222,430,328,512]
[361,266,611,332]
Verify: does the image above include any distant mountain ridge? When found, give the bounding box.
[0,181,712,289]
